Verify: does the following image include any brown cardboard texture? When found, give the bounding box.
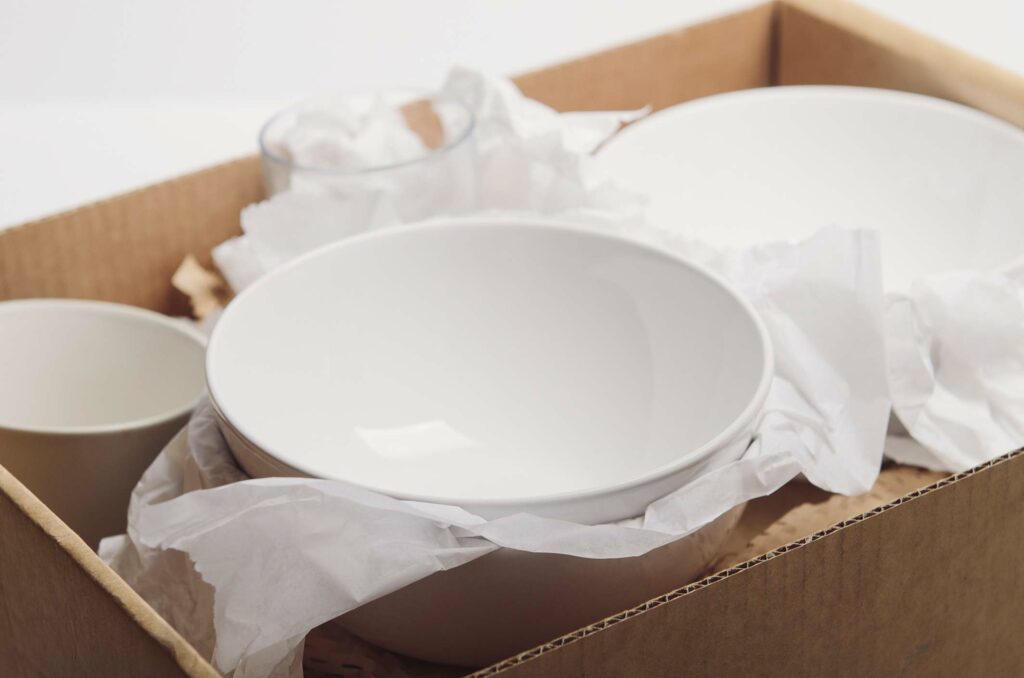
[2,1,1024,676]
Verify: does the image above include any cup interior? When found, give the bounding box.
[0,300,207,432]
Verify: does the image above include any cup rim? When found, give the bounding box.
[258,88,477,177]
[0,299,207,436]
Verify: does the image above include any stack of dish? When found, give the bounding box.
[205,217,772,664]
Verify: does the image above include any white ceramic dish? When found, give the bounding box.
[0,299,207,547]
[207,218,772,524]
[598,86,1024,292]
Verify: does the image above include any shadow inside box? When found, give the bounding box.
[301,463,947,677]
[304,620,462,678]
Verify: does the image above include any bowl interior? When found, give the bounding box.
[598,86,1024,292]
[0,301,207,431]
[207,222,768,503]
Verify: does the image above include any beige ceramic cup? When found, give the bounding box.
[0,299,206,548]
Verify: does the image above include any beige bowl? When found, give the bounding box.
[0,299,207,547]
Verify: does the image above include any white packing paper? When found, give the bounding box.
[103,400,800,678]
[636,227,891,495]
[213,66,647,290]
[884,260,1024,471]
[281,94,428,172]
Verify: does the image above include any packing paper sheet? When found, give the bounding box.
[104,67,898,678]
[884,260,1024,471]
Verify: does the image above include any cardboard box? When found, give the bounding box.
[2,0,1023,675]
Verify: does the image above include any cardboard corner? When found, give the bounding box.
[0,464,218,677]
[776,0,1024,126]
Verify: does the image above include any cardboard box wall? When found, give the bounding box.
[1,0,1023,675]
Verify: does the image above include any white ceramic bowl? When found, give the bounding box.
[207,218,772,524]
[0,299,207,547]
[598,86,1024,292]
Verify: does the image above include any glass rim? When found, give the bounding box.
[258,88,476,177]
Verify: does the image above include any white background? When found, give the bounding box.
[1,0,1023,228]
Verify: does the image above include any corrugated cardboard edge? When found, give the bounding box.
[778,0,1024,125]
[0,465,219,677]
[470,449,1024,676]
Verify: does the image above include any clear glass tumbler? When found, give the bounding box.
[259,90,478,221]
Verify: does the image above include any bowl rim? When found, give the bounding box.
[601,84,1024,291]
[0,298,208,436]
[206,218,774,509]
[605,84,1024,151]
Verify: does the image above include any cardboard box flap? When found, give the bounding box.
[474,450,1024,677]
[0,466,217,677]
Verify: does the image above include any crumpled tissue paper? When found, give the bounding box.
[671,228,891,495]
[281,94,428,172]
[102,68,894,678]
[101,401,797,678]
[214,66,646,292]
[884,259,1024,471]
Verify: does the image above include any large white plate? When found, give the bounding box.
[598,86,1024,291]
